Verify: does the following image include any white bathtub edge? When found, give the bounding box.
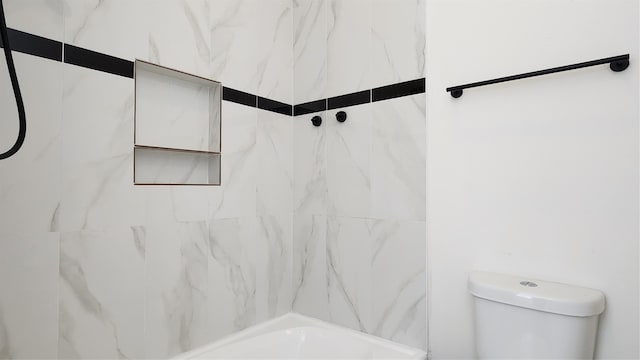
[173,312,427,360]
[288,312,427,357]
[172,313,305,359]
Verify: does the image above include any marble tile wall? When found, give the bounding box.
[211,0,293,104]
[293,0,327,104]
[0,0,426,358]
[371,0,426,89]
[59,228,145,359]
[0,0,293,358]
[326,0,372,97]
[292,0,427,350]
[292,95,427,350]
[294,0,426,101]
[0,233,59,359]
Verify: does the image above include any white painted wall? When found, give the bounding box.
[426,0,639,358]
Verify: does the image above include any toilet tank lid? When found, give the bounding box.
[468,271,605,317]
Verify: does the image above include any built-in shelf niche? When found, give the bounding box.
[134,60,221,185]
[134,146,220,185]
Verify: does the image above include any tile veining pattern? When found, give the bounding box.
[0,0,426,358]
[0,0,293,358]
[292,0,427,351]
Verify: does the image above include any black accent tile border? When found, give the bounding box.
[294,99,327,116]
[258,97,292,116]
[328,90,371,110]
[372,78,426,102]
[0,28,62,61]
[2,28,427,116]
[294,78,426,117]
[222,87,257,108]
[64,44,134,78]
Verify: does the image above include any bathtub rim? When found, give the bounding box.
[172,312,427,359]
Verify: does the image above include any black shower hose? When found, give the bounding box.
[0,0,26,160]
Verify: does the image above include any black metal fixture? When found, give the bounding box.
[311,115,322,127]
[336,111,347,123]
[0,0,26,159]
[446,54,630,98]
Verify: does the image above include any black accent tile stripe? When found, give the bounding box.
[64,44,134,78]
[372,78,425,102]
[294,99,327,116]
[327,90,370,110]
[258,97,292,116]
[0,29,427,116]
[222,87,257,107]
[0,28,62,61]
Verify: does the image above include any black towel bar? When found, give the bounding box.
[446,54,630,98]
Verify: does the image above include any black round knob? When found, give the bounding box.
[451,89,463,98]
[336,111,347,123]
[311,116,322,127]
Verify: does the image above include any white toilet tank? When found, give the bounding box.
[469,271,605,359]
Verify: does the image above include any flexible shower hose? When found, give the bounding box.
[0,0,26,160]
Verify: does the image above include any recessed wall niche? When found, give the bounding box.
[133,60,221,185]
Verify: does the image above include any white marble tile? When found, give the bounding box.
[58,228,145,359]
[326,105,371,218]
[145,221,209,359]
[0,54,61,234]
[3,0,63,40]
[169,187,211,222]
[210,0,260,92]
[371,94,426,221]
[294,111,328,215]
[371,220,426,350]
[293,0,327,104]
[256,213,293,321]
[371,0,426,88]
[326,216,372,333]
[133,172,214,225]
[292,214,329,321]
[63,0,150,61]
[257,110,294,215]
[255,0,294,104]
[57,148,138,232]
[137,187,212,228]
[208,217,257,342]
[148,0,212,79]
[326,0,371,96]
[57,64,144,231]
[0,232,58,359]
[209,101,257,219]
